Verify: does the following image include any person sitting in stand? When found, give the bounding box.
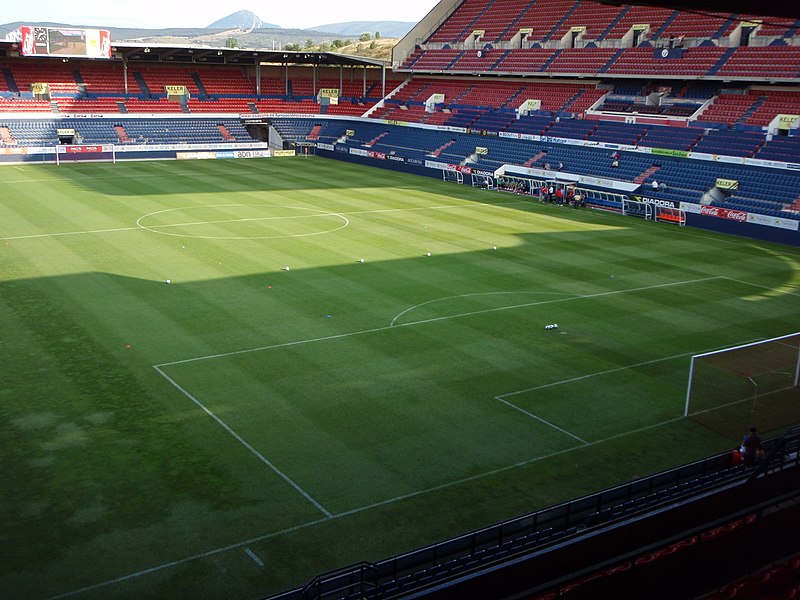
[730,446,744,466]
[652,180,659,191]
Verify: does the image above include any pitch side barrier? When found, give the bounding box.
[0,142,274,165]
[268,428,800,600]
[316,144,799,246]
[275,114,800,245]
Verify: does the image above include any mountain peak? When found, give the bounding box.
[207,10,279,30]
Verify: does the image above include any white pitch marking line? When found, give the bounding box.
[135,204,351,240]
[4,197,528,242]
[134,200,527,235]
[48,413,687,600]
[3,226,140,241]
[390,291,577,327]
[495,396,588,444]
[395,276,724,329]
[722,276,800,299]
[156,276,723,368]
[498,332,768,401]
[499,351,699,400]
[244,547,264,568]
[156,326,386,368]
[337,415,687,520]
[153,366,332,519]
[46,516,329,600]
[146,213,345,230]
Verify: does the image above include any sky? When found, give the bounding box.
[0,0,442,29]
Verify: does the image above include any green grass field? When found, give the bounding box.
[1,156,798,600]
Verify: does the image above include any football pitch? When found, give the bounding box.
[1,156,798,599]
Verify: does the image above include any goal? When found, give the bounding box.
[55,144,116,165]
[684,333,800,439]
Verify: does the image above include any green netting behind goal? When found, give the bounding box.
[685,333,800,440]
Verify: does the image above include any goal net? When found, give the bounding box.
[55,144,116,165]
[684,333,800,439]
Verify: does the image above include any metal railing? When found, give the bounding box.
[269,427,800,600]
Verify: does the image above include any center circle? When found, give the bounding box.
[136,204,350,240]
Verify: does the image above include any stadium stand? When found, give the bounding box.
[715,46,800,79]
[0,98,54,112]
[74,62,127,95]
[758,136,800,162]
[269,429,800,600]
[0,6,797,216]
[7,61,79,96]
[1,2,799,598]
[604,46,728,78]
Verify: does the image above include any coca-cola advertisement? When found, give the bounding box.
[700,206,748,222]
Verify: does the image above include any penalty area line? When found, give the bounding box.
[48,414,686,599]
[494,396,588,444]
[392,276,724,329]
[336,415,685,518]
[153,366,332,519]
[157,276,724,368]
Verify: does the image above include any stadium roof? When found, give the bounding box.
[604,0,798,19]
[113,43,387,67]
[0,39,387,67]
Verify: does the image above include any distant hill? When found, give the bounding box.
[0,20,398,52]
[1,21,340,46]
[207,10,279,31]
[311,21,415,38]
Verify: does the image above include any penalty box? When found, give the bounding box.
[156,276,772,514]
[157,319,585,516]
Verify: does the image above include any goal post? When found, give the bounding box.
[684,333,800,438]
